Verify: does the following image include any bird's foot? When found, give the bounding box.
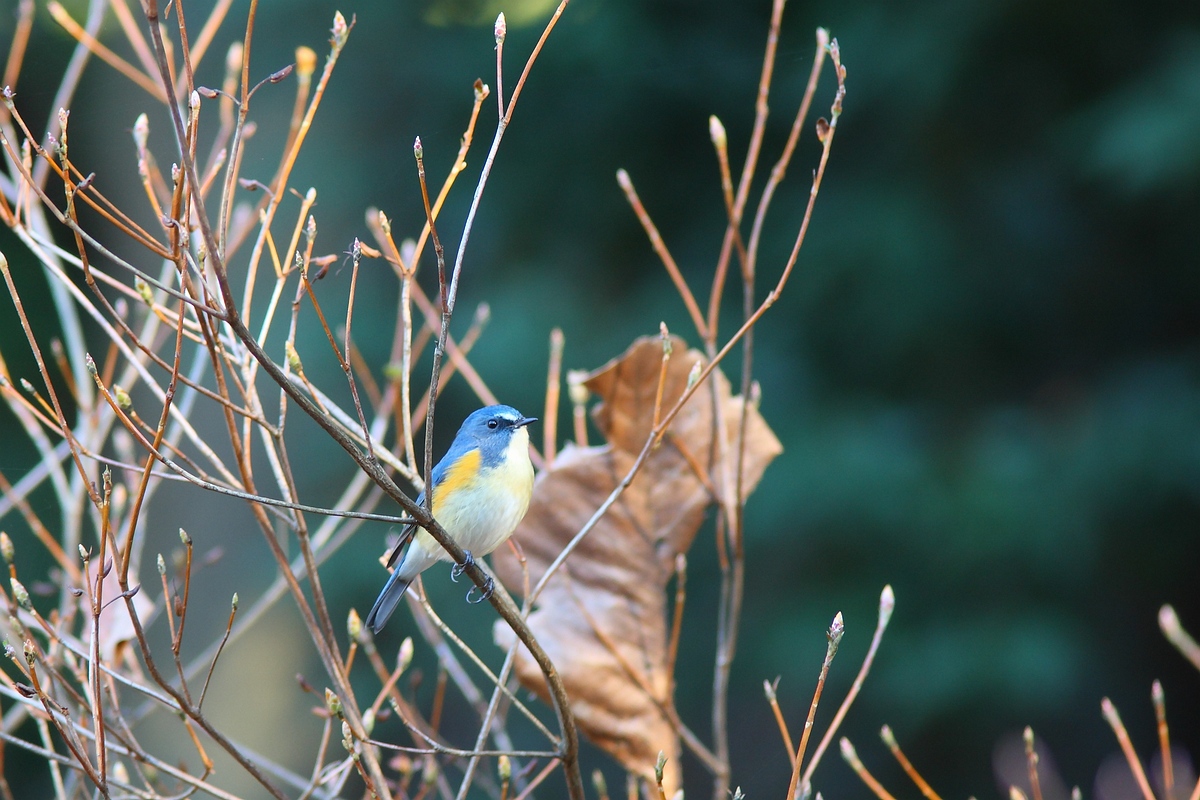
[466,575,495,604]
[450,550,475,582]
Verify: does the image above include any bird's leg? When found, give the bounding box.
[466,574,495,604]
[450,549,475,582]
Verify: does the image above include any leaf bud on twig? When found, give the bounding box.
[827,611,845,651]
[325,688,342,717]
[268,64,294,84]
[0,532,13,564]
[10,579,31,610]
[226,41,243,74]
[132,114,149,154]
[567,370,590,406]
[330,11,350,49]
[286,341,303,372]
[295,46,317,79]
[397,636,414,674]
[495,13,507,46]
[880,724,898,748]
[879,584,895,626]
[709,115,727,149]
[592,769,608,799]
[347,608,362,641]
[56,109,69,155]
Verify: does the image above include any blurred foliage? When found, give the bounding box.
[3,0,1198,798]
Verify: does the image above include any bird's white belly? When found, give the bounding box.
[436,470,530,558]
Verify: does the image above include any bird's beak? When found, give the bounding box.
[515,416,537,428]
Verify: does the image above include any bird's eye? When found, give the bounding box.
[487,418,500,429]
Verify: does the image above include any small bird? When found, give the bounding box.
[365,405,536,634]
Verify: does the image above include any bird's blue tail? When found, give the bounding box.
[365,568,411,634]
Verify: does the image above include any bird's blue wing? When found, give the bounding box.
[384,437,476,568]
[384,487,424,569]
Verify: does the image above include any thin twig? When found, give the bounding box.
[881,725,942,800]
[543,328,564,465]
[47,2,165,101]
[786,613,844,800]
[841,738,899,800]
[1152,681,1173,797]
[1101,697,1156,800]
[1160,605,1200,672]
[764,678,796,769]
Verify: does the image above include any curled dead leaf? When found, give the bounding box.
[494,335,781,792]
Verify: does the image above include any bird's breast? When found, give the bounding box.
[431,432,533,558]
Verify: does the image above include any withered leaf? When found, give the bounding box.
[493,335,782,792]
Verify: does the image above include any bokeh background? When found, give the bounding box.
[3,0,1199,798]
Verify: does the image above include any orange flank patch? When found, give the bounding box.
[431,447,481,515]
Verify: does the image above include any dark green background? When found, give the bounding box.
[3,0,1198,797]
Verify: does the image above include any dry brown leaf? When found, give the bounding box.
[493,335,782,792]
